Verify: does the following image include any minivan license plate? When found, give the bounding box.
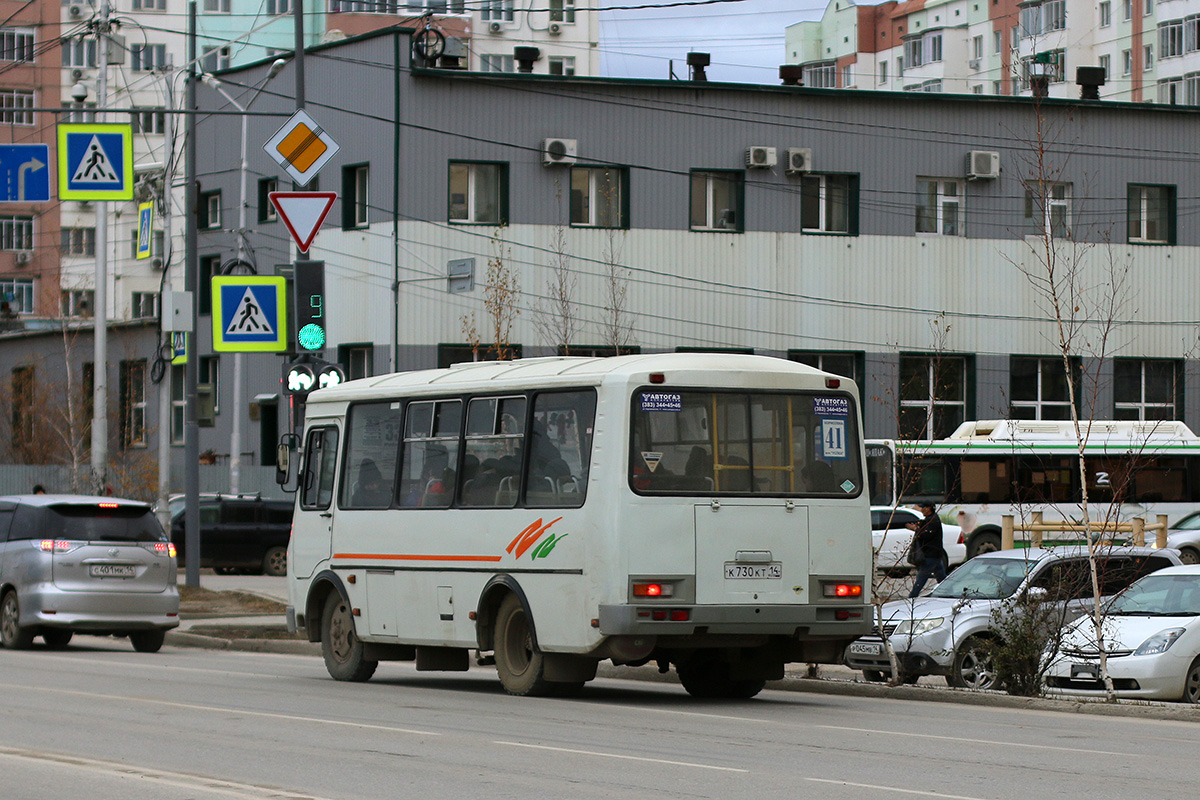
[724,563,782,580]
[90,564,136,578]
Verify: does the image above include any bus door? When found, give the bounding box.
[694,503,809,605]
[292,425,340,579]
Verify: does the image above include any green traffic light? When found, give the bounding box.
[298,323,326,351]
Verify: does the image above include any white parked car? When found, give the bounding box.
[1164,512,1200,565]
[1046,564,1200,702]
[871,506,966,572]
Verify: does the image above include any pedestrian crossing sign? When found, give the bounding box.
[211,276,288,353]
[57,123,134,201]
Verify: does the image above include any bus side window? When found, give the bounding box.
[301,427,340,510]
[524,390,597,508]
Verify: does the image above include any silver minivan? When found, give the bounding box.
[0,495,180,651]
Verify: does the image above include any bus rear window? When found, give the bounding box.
[629,390,862,497]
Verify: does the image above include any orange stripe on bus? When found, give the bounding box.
[333,553,503,562]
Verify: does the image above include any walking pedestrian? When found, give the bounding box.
[907,502,947,597]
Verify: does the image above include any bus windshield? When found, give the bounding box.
[629,389,862,496]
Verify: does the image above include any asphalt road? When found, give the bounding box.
[2,639,1198,800]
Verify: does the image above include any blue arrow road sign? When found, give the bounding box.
[0,144,50,203]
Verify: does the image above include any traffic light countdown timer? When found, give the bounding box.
[293,259,327,351]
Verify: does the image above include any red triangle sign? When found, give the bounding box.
[269,191,337,253]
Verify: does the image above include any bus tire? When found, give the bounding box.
[967,530,1002,559]
[321,592,378,682]
[493,593,552,696]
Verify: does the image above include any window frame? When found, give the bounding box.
[119,359,148,450]
[1024,181,1071,238]
[448,161,508,225]
[0,89,34,125]
[689,169,745,233]
[1114,359,1182,420]
[800,173,859,235]
[915,178,964,236]
[258,177,279,223]
[569,165,629,229]
[342,163,369,229]
[899,354,972,440]
[1127,183,1176,244]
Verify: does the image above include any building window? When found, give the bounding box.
[62,226,96,256]
[448,162,506,225]
[803,61,836,88]
[549,0,575,23]
[480,54,515,72]
[897,56,904,77]
[1115,359,1180,420]
[267,0,292,14]
[0,89,34,125]
[65,101,96,123]
[258,177,278,222]
[788,351,861,384]
[1024,183,1071,238]
[1145,44,1154,70]
[171,364,185,445]
[1044,0,1066,31]
[928,33,943,62]
[840,64,852,87]
[570,166,627,228]
[0,28,34,62]
[131,108,167,135]
[203,0,231,11]
[915,179,963,236]
[690,170,743,232]
[202,46,231,72]
[481,0,514,21]
[1161,20,1184,58]
[339,344,374,380]
[135,0,167,9]
[131,292,159,319]
[1122,0,1132,20]
[61,289,93,317]
[1099,54,1111,79]
[1160,76,1182,103]
[878,60,887,84]
[1,277,34,315]
[199,191,221,229]
[1127,184,1174,243]
[342,164,368,229]
[11,366,34,451]
[200,255,219,314]
[1122,48,1133,75]
[200,355,220,415]
[131,43,168,72]
[1146,0,1154,15]
[1100,1,1111,26]
[899,354,970,440]
[801,174,857,234]
[63,38,97,68]
[119,360,148,449]
[1010,357,1077,419]
[0,215,33,250]
[993,30,1002,54]
[548,56,575,76]
[904,38,924,68]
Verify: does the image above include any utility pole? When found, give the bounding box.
[90,0,112,494]
[184,0,201,588]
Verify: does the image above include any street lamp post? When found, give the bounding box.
[201,61,285,495]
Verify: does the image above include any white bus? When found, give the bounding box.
[867,419,1200,559]
[283,354,871,698]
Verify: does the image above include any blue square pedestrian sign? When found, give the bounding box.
[212,276,288,353]
[0,144,50,203]
[57,123,134,201]
[136,202,154,259]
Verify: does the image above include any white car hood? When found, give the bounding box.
[1063,613,1196,651]
[879,594,994,623]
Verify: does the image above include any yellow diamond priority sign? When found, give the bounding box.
[264,110,340,187]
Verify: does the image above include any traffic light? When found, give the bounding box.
[293,260,327,351]
[283,356,345,398]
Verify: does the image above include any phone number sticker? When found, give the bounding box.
[641,392,682,412]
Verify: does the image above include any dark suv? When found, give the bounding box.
[169,495,293,577]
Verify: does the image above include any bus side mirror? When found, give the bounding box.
[276,433,299,492]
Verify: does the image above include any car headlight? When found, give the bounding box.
[894,617,945,636]
[1135,628,1186,656]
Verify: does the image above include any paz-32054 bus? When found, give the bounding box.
[282,354,871,698]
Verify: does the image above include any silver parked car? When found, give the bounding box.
[0,495,180,652]
[845,546,1181,688]
[1164,512,1200,565]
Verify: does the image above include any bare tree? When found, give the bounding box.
[598,227,634,352]
[533,184,580,354]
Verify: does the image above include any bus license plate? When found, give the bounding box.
[90,564,136,578]
[848,641,883,656]
[724,563,782,580]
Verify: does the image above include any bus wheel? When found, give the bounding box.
[967,531,1002,559]
[494,594,551,696]
[321,593,378,682]
[677,656,765,699]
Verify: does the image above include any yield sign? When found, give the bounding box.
[269,191,336,253]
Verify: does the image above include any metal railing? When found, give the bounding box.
[1000,512,1170,549]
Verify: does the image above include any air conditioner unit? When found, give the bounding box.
[967,150,1000,180]
[541,137,577,166]
[784,147,813,175]
[489,21,503,34]
[548,22,562,35]
[968,58,980,71]
[151,257,164,271]
[68,4,84,18]
[745,146,777,169]
[70,68,84,81]
[14,251,31,265]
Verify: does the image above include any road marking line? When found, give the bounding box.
[0,747,338,800]
[494,741,748,772]
[0,683,440,737]
[815,725,1128,757]
[805,777,988,799]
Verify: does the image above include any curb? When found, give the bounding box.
[166,629,1200,721]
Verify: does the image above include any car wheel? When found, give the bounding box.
[262,546,287,577]
[949,637,997,690]
[862,669,887,683]
[1182,656,1200,703]
[42,629,73,649]
[1179,548,1200,566]
[494,593,552,696]
[130,630,166,653]
[967,531,1002,560]
[321,592,377,682]
[0,591,34,650]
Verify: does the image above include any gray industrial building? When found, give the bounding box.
[178,27,1200,467]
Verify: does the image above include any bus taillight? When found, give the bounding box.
[823,583,862,598]
[633,582,674,597]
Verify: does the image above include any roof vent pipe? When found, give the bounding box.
[779,64,804,86]
[687,52,710,82]
[514,46,540,73]
[1076,66,1106,100]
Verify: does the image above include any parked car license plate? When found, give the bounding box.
[848,641,883,656]
[724,563,782,579]
[89,564,136,578]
